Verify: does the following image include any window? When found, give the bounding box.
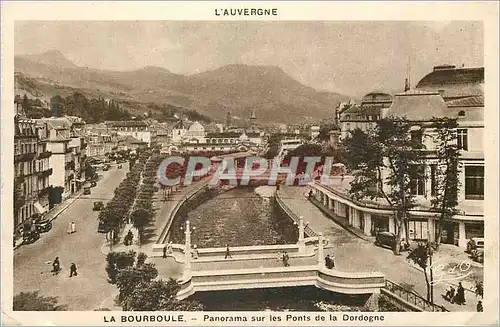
[411,130,423,148]
[430,164,437,196]
[457,129,468,151]
[409,165,425,195]
[465,166,484,200]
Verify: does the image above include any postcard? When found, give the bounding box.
[1,1,498,326]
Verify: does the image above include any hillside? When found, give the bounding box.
[14,50,349,123]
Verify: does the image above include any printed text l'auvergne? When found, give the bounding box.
[215,8,278,16]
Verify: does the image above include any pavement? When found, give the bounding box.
[13,163,129,311]
[278,185,484,312]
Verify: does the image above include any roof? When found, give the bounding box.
[188,121,205,132]
[416,66,484,98]
[361,92,393,105]
[108,121,149,128]
[207,132,241,138]
[340,105,382,121]
[445,95,484,107]
[385,90,449,121]
[118,135,146,144]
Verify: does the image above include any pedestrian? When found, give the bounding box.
[67,222,72,234]
[475,281,484,299]
[192,245,199,260]
[477,301,483,312]
[329,253,336,268]
[455,282,466,305]
[70,221,76,234]
[325,255,331,268]
[52,257,60,275]
[167,241,173,254]
[225,244,232,259]
[445,286,455,303]
[69,263,78,277]
[162,246,167,258]
[308,189,313,198]
[282,252,290,267]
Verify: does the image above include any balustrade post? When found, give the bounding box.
[298,217,305,254]
[317,232,324,266]
[184,220,192,278]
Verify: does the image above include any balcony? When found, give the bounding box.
[37,151,52,159]
[38,168,53,179]
[14,153,37,163]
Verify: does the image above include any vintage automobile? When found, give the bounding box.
[471,248,484,263]
[34,218,52,233]
[375,231,410,251]
[93,201,105,211]
[91,181,97,187]
[97,220,109,234]
[466,237,484,253]
[117,164,123,169]
[83,186,91,195]
[23,229,40,244]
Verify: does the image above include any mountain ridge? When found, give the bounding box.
[15,50,350,123]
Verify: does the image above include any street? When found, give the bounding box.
[14,164,129,310]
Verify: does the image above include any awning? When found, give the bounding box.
[34,202,48,215]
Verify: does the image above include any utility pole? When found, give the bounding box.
[428,241,434,304]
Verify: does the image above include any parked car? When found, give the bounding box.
[23,229,40,244]
[93,201,104,211]
[466,237,484,253]
[83,186,91,195]
[34,218,52,233]
[471,248,484,263]
[103,165,110,171]
[117,164,123,169]
[375,231,410,251]
[91,181,97,187]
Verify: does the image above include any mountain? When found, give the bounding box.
[14,50,349,123]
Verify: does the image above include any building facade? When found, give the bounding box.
[312,65,484,248]
[107,121,151,146]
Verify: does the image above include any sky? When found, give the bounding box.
[15,21,483,97]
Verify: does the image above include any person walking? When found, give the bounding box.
[282,252,290,267]
[225,244,232,259]
[52,257,60,275]
[477,301,483,312]
[69,263,78,277]
[330,253,336,268]
[162,246,167,258]
[325,255,331,268]
[70,221,76,234]
[277,251,283,263]
[455,282,466,305]
[192,245,199,260]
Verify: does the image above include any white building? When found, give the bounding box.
[311,65,484,248]
[107,121,151,146]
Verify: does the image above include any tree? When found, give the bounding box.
[121,279,204,311]
[116,263,158,301]
[343,117,421,255]
[105,250,136,284]
[131,208,152,244]
[407,243,434,302]
[13,291,67,311]
[430,117,461,247]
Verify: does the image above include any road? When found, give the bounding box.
[13,163,129,311]
[279,186,483,312]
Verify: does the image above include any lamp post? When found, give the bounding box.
[318,232,324,266]
[294,216,306,254]
[180,220,196,278]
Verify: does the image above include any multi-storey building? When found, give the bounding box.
[14,103,53,230]
[107,120,151,146]
[311,65,484,248]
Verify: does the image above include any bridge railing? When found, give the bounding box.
[156,178,211,244]
[383,279,449,312]
[275,191,318,237]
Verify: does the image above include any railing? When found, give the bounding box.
[156,178,211,244]
[383,279,448,312]
[275,191,317,237]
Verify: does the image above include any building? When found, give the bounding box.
[14,103,53,230]
[107,120,151,146]
[36,116,87,199]
[311,65,484,248]
[339,92,393,140]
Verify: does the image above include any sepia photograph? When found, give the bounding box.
[2,1,499,326]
